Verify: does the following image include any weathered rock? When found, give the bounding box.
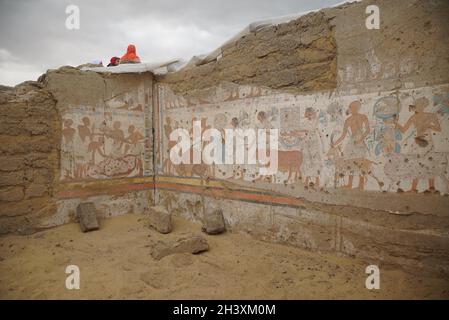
[0,79,58,235]
[0,85,13,92]
[0,186,24,202]
[151,235,209,260]
[202,209,226,235]
[148,206,172,234]
[158,10,337,95]
[76,202,99,232]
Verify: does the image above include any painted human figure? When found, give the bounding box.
[125,125,145,174]
[332,101,370,189]
[374,114,402,156]
[230,117,245,180]
[213,113,228,174]
[255,111,272,166]
[298,108,323,188]
[61,119,76,179]
[75,117,93,179]
[163,116,176,174]
[106,121,125,158]
[396,97,442,192]
[397,97,441,151]
[62,119,76,144]
[191,117,212,176]
[87,136,106,164]
[125,125,144,155]
[248,111,268,182]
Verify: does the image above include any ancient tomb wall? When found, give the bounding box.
[0,68,156,233]
[45,69,156,228]
[1,0,448,273]
[153,0,449,272]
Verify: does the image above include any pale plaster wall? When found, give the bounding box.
[48,69,155,229]
[153,0,449,273]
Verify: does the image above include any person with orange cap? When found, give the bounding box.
[120,44,141,64]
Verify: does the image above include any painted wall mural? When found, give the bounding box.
[157,82,449,194]
[60,97,148,182]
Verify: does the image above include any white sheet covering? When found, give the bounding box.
[82,1,361,75]
[81,59,179,74]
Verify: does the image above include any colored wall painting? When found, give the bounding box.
[61,105,147,182]
[157,82,449,194]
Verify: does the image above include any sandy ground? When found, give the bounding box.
[0,214,448,300]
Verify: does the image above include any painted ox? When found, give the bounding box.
[257,150,302,183]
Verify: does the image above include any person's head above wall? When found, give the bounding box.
[107,57,120,67]
[120,44,141,64]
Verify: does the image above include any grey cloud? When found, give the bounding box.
[0,0,343,86]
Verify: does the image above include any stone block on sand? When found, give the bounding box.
[202,208,226,235]
[151,235,209,260]
[148,206,172,234]
[76,202,99,233]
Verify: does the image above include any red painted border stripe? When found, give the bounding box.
[156,182,304,207]
[57,179,304,208]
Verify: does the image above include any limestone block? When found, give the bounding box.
[76,202,99,233]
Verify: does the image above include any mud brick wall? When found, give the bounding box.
[159,0,449,96]
[0,82,59,235]
[159,10,337,95]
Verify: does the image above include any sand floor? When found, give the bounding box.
[0,214,448,299]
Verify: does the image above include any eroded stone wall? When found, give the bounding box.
[153,0,449,273]
[0,82,59,234]
[0,68,156,233]
[159,10,337,95]
[41,68,155,228]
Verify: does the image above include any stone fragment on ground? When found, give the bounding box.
[147,206,172,234]
[151,234,209,260]
[76,202,99,232]
[202,209,226,235]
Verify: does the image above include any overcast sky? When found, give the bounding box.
[0,0,344,86]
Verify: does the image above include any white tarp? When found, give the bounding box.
[178,0,362,71]
[81,1,361,75]
[81,59,179,74]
